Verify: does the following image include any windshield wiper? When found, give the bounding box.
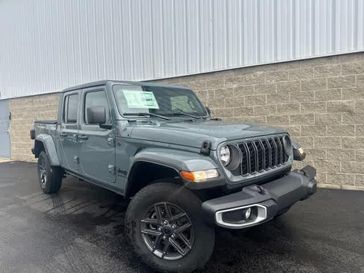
[171,109,205,119]
[123,112,171,120]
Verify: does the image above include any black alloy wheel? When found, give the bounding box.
[38,154,48,189]
[125,182,215,273]
[140,202,194,260]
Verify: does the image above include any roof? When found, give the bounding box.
[62,80,189,92]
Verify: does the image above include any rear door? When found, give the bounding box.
[78,88,116,185]
[59,91,81,173]
[0,100,10,158]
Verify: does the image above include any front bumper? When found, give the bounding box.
[202,165,317,229]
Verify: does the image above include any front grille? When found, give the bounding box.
[237,135,289,175]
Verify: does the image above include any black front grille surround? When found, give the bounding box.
[227,135,291,177]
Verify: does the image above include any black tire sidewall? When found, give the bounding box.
[125,183,215,273]
[37,151,62,194]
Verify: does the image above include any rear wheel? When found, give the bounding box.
[37,151,63,194]
[125,183,215,273]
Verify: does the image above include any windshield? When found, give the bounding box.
[112,84,208,118]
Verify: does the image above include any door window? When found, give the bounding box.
[84,90,110,124]
[63,94,79,123]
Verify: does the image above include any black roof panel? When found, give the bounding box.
[62,80,189,92]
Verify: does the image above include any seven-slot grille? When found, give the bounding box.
[237,135,290,175]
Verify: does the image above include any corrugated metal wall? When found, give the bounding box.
[0,0,363,99]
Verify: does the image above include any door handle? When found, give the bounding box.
[78,135,89,140]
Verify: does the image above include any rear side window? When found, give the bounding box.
[84,90,110,124]
[63,94,79,123]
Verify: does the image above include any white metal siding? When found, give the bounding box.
[0,0,363,99]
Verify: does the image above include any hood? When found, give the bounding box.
[127,119,286,150]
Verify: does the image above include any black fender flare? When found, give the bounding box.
[34,134,60,166]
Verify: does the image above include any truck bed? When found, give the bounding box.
[34,120,58,124]
[31,120,58,140]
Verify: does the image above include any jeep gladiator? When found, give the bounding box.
[30,80,316,273]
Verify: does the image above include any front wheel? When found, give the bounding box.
[125,183,215,273]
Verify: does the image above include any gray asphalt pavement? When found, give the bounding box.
[0,161,363,273]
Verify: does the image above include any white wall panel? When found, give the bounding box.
[0,0,363,99]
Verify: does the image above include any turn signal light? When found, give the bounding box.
[180,169,219,183]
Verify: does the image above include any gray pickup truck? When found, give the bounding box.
[30,80,316,273]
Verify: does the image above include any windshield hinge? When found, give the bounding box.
[200,140,211,155]
[108,164,116,175]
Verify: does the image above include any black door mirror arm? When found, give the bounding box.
[99,123,112,130]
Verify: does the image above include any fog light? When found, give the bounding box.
[244,208,252,219]
[216,204,268,228]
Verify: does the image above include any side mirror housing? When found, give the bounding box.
[87,106,106,125]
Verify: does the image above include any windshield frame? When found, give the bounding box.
[111,83,209,119]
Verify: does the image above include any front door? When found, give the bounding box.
[0,100,11,158]
[59,91,81,173]
[79,88,116,185]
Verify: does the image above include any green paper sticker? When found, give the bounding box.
[123,90,159,109]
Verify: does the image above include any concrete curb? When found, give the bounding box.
[318,183,364,192]
[0,158,12,163]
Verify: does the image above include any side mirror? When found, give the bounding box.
[87,106,106,125]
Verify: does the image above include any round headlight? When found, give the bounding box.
[219,145,231,166]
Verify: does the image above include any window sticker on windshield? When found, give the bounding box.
[122,90,159,109]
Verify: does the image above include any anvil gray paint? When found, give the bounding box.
[32,80,291,195]
[31,80,311,192]
[31,80,317,272]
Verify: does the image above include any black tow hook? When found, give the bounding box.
[245,185,266,195]
[298,165,318,199]
[301,165,316,180]
[254,185,265,194]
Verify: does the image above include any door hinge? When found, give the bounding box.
[107,137,115,146]
[73,156,79,164]
[108,164,116,175]
[117,169,128,177]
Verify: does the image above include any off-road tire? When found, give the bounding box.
[37,151,63,194]
[125,182,215,273]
